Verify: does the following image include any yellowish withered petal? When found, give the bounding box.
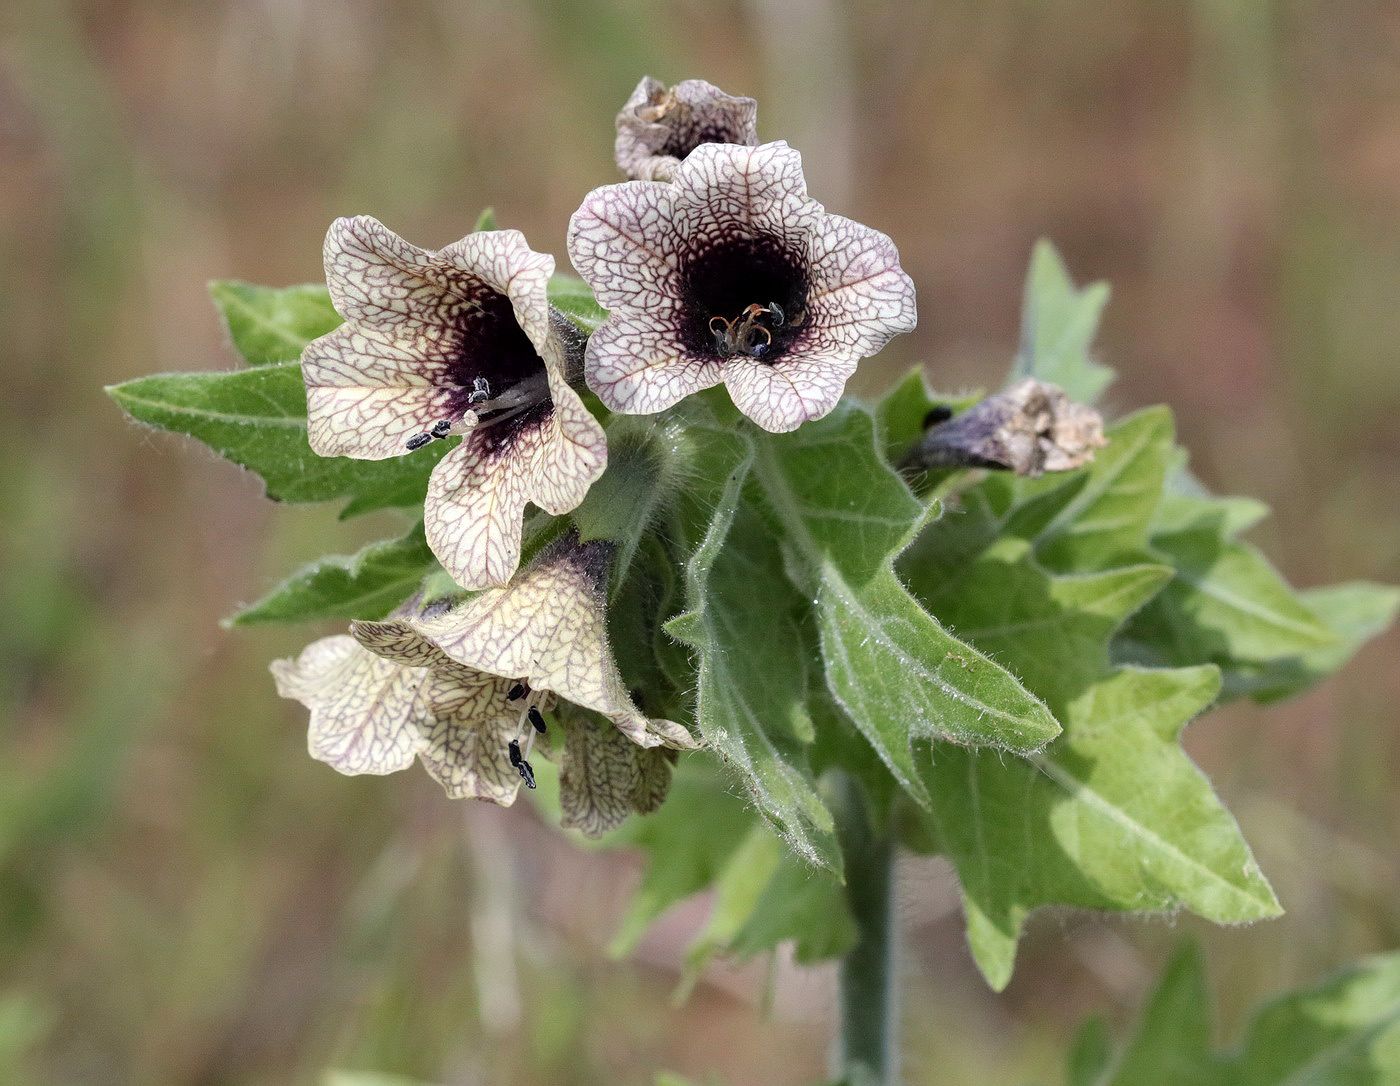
[270,635,425,776]
[559,717,675,837]
[351,616,557,805]
[415,667,529,804]
[360,539,697,752]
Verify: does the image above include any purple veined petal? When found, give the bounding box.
[567,180,684,312]
[528,378,608,515]
[805,212,918,356]
[583,309,725,415]
[323,216,460,330]
[270,635,426,776]
[438,229,556,354]
[302,322,465,458]
[424,428,546,592]
[402,538,699,752]
[668,141,823,254]
[348,617,560,805]
[723,350,857,433]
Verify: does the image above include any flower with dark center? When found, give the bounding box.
[568,141,917,432]
[301,217,606,589]
[614,76,758,182]
[352,534,698,754]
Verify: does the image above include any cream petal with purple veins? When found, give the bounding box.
[358,537,698,752]
[424,325,606,591]
[568,141,916,431]
[583,310,724,416]
[723,350,858,433]
[804,213,918,356]
[614,76,758,182]
[565,180,682,312]
[559,716,675,837]
[301,216,607,589]
[351,618,555,804]
[668,142,822,252]
[271,635,426,777]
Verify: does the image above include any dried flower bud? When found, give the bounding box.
[904,378,1106,477]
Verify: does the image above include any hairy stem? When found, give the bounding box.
[833,774,899,1085]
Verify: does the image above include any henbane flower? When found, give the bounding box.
[271,618,553,804]
[614,76,758,181]
[568,141,917,432]
[353,534,698,754]
[302,217,607,589]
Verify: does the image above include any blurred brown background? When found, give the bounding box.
[2,1,1398,1083]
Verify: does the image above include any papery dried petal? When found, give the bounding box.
[614,76,758,182]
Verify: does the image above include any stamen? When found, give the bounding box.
[406,432,432,451]
[707,301,787,360]
[430,419,453,439]
[466,371,551,417]
[527,706,547,734]
[507,682,527,702]
[507,739,536,789]
[467,376,491,405]
[748,325,772,357]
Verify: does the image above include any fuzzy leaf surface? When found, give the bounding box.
[680,823,854,994]
[1075,942,1400,1085]
[666,415,840,871]
[752,402,1060,806]
[548,273,608,335]
[229,523,436,626]
[904,481,1279,989]
[209,280,341,366]
[1120,487,1342,683]
[106,363,446,514]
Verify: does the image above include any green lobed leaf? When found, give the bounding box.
[228,522,437,626]
[751,401,1061,807]
[1083,941,1400,1085]
[208,280,341,366]
[1021,406,1175,572]
[903,518,1279,988]
[548,273,608,335]
[106,363,447,516]
[665,412,841,872]
[1120,486,1339,676]
[1010,238,1114,403]
[1221,581,1400,703]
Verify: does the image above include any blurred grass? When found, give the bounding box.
[1,0,1397,1083]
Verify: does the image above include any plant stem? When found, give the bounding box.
[833,774,899,1085]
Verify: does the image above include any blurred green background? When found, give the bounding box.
[2,1,1398,1083]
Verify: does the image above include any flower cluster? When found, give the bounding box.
[279,75,917,818]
